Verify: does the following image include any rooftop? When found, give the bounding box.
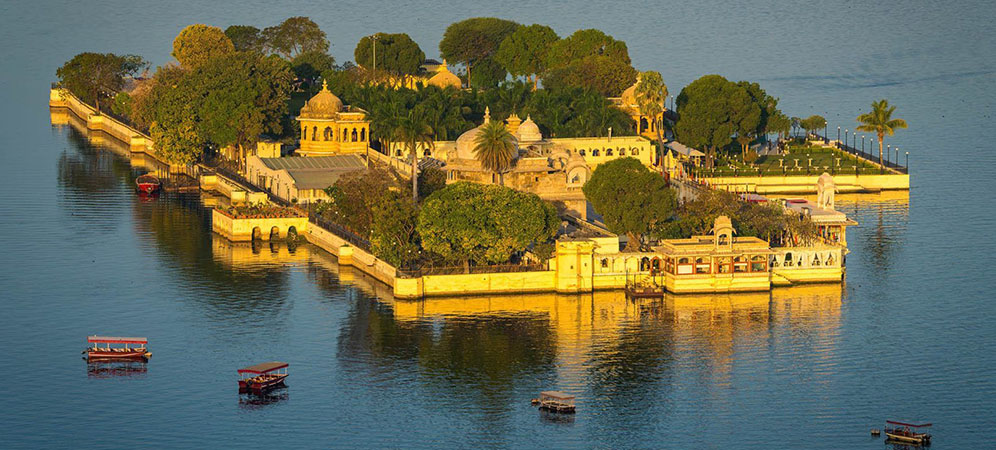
[782,198,857,225]
[260,155,365,171]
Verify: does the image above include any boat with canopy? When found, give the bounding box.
[535,391,576,413]
[884,420,932,445]
[84,336,151,361]
[238,362,289,392]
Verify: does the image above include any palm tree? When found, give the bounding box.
[473,120,517,186]
[395,107,434,203]
[856,99,907,171]
[634,71,668,167]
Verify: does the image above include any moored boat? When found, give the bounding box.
[84,336,151,361]
[535,391,576,413]
[238,362,289,392]
[884,421,932,445]
[135,174,161,195]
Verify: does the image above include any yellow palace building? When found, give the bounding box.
[296,80,371,156]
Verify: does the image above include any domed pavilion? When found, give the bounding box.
[297,80,371,156]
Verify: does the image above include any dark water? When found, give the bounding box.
[2,1,996,448]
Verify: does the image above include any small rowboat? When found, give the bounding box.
[238,362,289,393]
[135,174,161,195]
[884,420,932,445]
[84,336,151,361]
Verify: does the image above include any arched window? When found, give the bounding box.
[302,127,307,140]
[632,148,639,155]
[640,117,649,132]
[592,149,600,156]
[606,148,614,156]
[360,128,366,141]
[579,149,586,156]
[601,258,609,268]
[312,126,317,141]
[324,127,332,141]
[619,149,626,156]
[396,149,402,157]
[351,128,358,142]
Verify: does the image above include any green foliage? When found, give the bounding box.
[675,75,751,165]
[224,25,264,52]
[541,55,636,96]
[736,81,779,137]
[395,106,435,202]
[473,120,517,184]
[856,99,907,167]
[263,17,329,59]
[56,52,147,112]
[652,190,816,245]
[545,29,631,68]
[111,92,132,118]
[291,50,335,84]
[468,57,508,89]
[800,115,826,134]
[582,157,677,249]
[417,182,557,267]
[354,32,425,76]
[439,17,520,88]
[634,70,668,160]
[172,24,234,69]
[418,166,447,200]
[767,110,792,138]
[494,24,559,87]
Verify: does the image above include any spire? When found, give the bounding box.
[484,106,491,124]
[321,79,329,91]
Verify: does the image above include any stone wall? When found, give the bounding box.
[211,209,308,242]
[701,173,909,194]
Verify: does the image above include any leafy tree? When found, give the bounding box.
[370,190,420,268]
[473,120,517,185]
[417,182,557,271]
[856,99,907,170]
[225,25,264,52]
[545,29,631,69]
[541,55,636,96]
[263,17,329,59]
[418,166,447,200]
[653,190,817,245]
[494,24,559,90]
[395,106,435,203]
[674,74,752,167]
[800,114,826,137]
[468,57,507,89]
[56,52,147,112]
[291,50,335,86]
[634,71,668,164]
[439,17,520,89]
[111,92,132,118]
[730,86,761,160]
[736,81,780,138]
[767,111,792,141]
[355,32,425,81]
[172,24,234,68]
[582,157,677,250]
[322,168,404,235]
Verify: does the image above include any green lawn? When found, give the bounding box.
[698,143,883,177]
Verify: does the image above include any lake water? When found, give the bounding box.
[2,1,995,448]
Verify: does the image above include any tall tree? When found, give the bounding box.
[355,32,425,83]
[56,52,147,112]
[291,50,335,87]
[634,71,668,166]
[473,120,518,185]
[582,157,677,251]
[172,24,234,69]
[224,25,264,52]
[439,17,520,89]
[418,182,557,271]
[468,57,507,89]
[544,29,631,69]
[541,55,636,96]
[674,74,751,167]
[395,107,435,203]
[730,84,762,160]
[856,99,907,170]
[263,17,329,59]
[800,115,826,137]
[494,24,559,90]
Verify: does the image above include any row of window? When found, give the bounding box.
[302,126,366,143]
[575,147,640,157]
[598,255,769,275]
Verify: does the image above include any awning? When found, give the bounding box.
[88,336,148,344]
[238,362,289,374]
[665,141,705,157]
[539,391,575,400]
[886,421,931,428]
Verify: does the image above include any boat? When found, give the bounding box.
[238,362,289,393]
[536,391,576,414]
[135,174,161,195]
[84,336,151,361]
[884,421,932,445]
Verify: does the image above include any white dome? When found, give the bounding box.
[516,115,543,142]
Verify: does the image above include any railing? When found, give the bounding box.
[811,132,908,174]
[397,263,547,278]
[307,211,372,252]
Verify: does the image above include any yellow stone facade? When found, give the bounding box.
[297,81,370,156]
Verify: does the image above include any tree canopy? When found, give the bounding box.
[439,17,520,89]
[172,24,234,69]
[856,99,907,169]
[473,120,517,185]
[418,182,557,269]
[56,52,146,112]
[263,17,329,59]
[224,25,265,53]
[582,157,677,250]
[354,32,425,77]
[545,29,631,69]
[541,55,636,96]
[634,70,668,161]
[494,24,559,89]
[800,114,826,135]
[674,75,759,165]
[291,50,335,85]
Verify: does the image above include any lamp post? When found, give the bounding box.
[895,147,899,166]
[862,135,865,154]
[905,152,909,170]
[837,126,840,147]
[886,144,891,164]
[370,34,380,82]
[844,129,849,149]
[824,123,828,143]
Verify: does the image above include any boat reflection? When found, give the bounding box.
[86,360,148,378]
[238,389,289,409]
[539,409,576,425]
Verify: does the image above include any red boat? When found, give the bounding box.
[135,174,161,195]
[238,362,289,392]
[84,336,151,361]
